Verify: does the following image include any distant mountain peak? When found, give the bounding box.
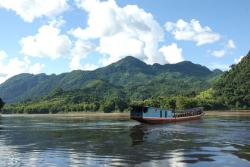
[119,56,141,61]
[212,69,223,74]
[176,60,193,64]
[115,56,147,65]
[106,56,149,72]
[0,55,222,103]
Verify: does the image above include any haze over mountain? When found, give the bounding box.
[0,56,222,103]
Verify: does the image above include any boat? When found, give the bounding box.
[130,105,204,124]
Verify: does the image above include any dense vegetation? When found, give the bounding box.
[2,87,225,114]
[2,52,249,114]
[0,98,4,111]
[0,56,221,103]
[214,51,250,109]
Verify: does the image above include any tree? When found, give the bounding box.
[214,51,250,109]
[0,98,4,111]
[168,99,176,111]
[101,100,115,113]
[175,96,197,110]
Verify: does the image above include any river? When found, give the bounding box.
[0,114,250,167]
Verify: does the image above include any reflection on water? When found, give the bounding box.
[0,115,250,166]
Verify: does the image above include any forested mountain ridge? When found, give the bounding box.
[214,51,250,109]
[0,56,222,103]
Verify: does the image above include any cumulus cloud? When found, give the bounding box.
[81,63,98,71]
[210,39,236,57]
[159,43,184,64]
[98,32,146,65]
[226,39,236,49]
[19,16,98,71]
[48,16,66,27]
[28,63,45,74]
[20,22,71,59]
[210,50,226,58]
[165,19,220,46]
[0,50,44,84]
[0,50,8,60]
[0,0,69,22]
[69,40,96,70]
[234,56,244,64]
[71,0,167,65]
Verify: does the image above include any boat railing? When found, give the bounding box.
[173,107,203,118]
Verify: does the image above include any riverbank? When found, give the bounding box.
[56,112,130,118]
[2,110,250,118]
[205,110,250,116]
[1,112,130,119]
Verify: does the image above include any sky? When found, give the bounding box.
[0,0,249,83]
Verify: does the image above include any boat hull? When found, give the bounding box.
[132,113,204,124]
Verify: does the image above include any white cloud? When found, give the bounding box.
[0,50,8,60]
[48,16,66,28]
[82,63,98,71]
[210,50,226,58]
[234,56,244,64]
[20,22,71,59]
[73,0,122,39]
[165,19,220,46]
[210,39,236,57]
[210,63,230,71]
[0,0,69,22]
[159,43,184,64]
[28,63,45,74]
[98,32,145,65]
[226,39,236,49]
[0,50,44,84]
[69,40,96,70]
[72,0,166,65]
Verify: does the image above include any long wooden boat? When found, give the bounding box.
[130,106,204,124]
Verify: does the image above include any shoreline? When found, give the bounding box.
[204,110,250,116]
[1,110,250,117]
[1,112,130,118]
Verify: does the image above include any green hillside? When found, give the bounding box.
[0,56,229,113]
[214,51,250,109]
[0,56,221,103]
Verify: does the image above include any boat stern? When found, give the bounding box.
[130,105,147,121]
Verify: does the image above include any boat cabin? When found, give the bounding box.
[130,106,173,119]
[130,105,203,124]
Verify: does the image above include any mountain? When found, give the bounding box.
[214,51,250,109]
[0,56,222,103]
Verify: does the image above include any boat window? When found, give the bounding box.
[165,111,167,118]
[143,107,148,113]
[160,110,162,117]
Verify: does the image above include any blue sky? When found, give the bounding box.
[0,0,249,83]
